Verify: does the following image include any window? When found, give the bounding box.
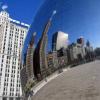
[1,64,3,67]
[2,55,4,58]
[3,97,7,100]
[3,47,5,50]
[1,68,2,71]
[4,43,6,46]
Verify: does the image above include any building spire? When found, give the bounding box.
[50,10,57,21]
[42,10,57,37]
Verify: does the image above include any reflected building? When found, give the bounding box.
[52,31,68,68]
[46,52,55,74]
[33,17,51,79]
[66,37,86,65]
[52,51,59,69]
[57,48,68,68]
[95,48,100,57]
[76,37,86,60]
[26,33,36,80]
[20,33,36,97]
[77,37,84,47]
[85,40,94,61]
[47,51,59,73]
[20,64,28,97]
[52,31,68,51]
[33,11,56,79]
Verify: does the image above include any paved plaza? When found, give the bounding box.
[32,60,100,100]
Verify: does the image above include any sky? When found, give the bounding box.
[0,0,45,24]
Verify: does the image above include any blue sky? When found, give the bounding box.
[0,0,45,24]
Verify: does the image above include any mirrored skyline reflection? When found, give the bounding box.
[23,0,100,60]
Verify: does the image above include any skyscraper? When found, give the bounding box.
[0,9,29,100]
[33,11,56,79]
[52,31,68,51]
[33,19,50,79]
[77,37,84,46]
[85,40,94,61]
[26,32,36,81]
[20,32,36,95]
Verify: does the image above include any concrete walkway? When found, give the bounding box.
[31,60,100,100]
[28,67,70,99]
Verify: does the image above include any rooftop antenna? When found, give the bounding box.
[42,10,57,36]
[50,10,57,21]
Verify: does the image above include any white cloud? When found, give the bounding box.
[2,4,8,10]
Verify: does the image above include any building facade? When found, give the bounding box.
[26,33,35,81]
[46,51,59,73]
[52,31,68,51]
[33,19,50,79]
[67,41,86,66]
[57,48,68,68]
[85,41,94,61]
[0,10,29,100]
[20,33,36,97]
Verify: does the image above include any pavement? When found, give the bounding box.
[29,67,70,97]
[31,60,100,100]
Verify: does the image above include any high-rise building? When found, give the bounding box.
[46,51,58,73]
[57,48,68,68]
[77,37,84,46]
[20,33,36,96]
[33,19,50,79]
[52,51,59,70]
[26,33,36,81]
[33,11,56,79]
[52,31,68,51]
[85,40,94,61]
[0,10,29,100]
[46,52,54,74]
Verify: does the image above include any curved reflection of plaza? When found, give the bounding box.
[20,0,100,98]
